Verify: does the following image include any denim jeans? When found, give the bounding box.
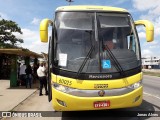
[26,74,32,88]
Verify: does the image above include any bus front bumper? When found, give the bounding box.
[52,86,143,111]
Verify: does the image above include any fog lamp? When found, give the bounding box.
[57,99,67,107]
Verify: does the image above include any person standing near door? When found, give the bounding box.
[25,64,32,88]
[37,62,48,96]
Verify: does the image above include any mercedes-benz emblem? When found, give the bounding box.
[98,90,105,97]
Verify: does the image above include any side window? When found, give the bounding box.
[127,35,136,52]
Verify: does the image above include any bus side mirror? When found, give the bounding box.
[135,20,154,42]
[40,19,53,43]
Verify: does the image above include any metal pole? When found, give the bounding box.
[10,56,17,87]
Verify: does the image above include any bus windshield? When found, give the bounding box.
[55,12,141,74]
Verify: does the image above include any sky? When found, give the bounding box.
[0,0,160,57]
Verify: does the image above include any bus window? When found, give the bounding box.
[127,35,136,52]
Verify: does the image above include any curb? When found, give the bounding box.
[143,75,160,78]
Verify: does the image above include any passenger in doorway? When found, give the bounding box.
[25,65,32,88]
[37,62,48,96]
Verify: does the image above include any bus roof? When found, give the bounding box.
[56,5,128,13]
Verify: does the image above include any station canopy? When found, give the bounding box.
[0,48,42,58]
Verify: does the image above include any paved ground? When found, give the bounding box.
[0,80,38,112]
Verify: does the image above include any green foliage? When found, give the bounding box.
[0,19,23,48]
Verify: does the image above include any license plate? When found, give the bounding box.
[94,101,110,108]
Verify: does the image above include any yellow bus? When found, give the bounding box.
[39,5,154,111]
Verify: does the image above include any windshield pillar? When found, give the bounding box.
[94,12,101,72]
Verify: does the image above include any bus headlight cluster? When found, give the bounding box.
[127,80,142,90]
[53,83,74,93]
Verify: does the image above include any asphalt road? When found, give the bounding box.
[143,75,160,99]
[6,75,160,120]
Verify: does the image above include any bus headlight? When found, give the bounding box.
[53,83,73,93]
[127,80,142,90]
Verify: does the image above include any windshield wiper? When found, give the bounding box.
[76,45,94,79]
[76,27,94,79]
[102,41,126,77]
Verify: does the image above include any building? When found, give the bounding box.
[0,48,42,80]
[142,56,160,69]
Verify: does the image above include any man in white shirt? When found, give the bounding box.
[37,62,48,96]
[19,63,26,86]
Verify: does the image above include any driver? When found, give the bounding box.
[102,28,115,50]
[104,40,114,50]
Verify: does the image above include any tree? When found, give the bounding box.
[0,19,23,48]
[0,19,24,79]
